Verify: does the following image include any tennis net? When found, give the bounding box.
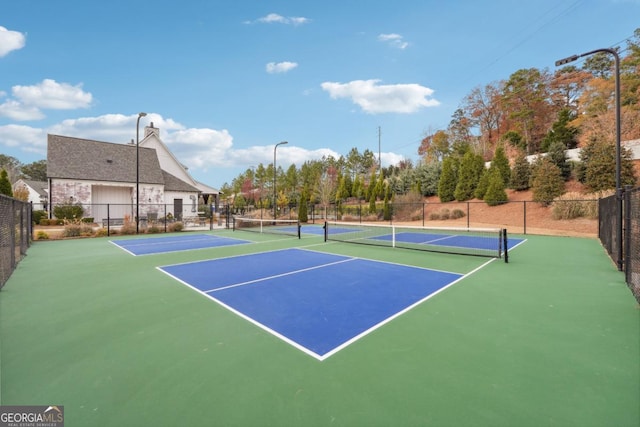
[232,216,301,238]
[324,221,508,261]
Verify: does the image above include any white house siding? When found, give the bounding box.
[50,180,92,208]
[50,179,171,223]
[142,132,198,187]
[92,185,134,224]
[165,191,198,221]
[12,179,47,210]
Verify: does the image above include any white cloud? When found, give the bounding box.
[378,33,409,50]
[48,113,183,142]
[163,128,234,169]
[226,145,339,170]
[0,112,405,185]
[0,26,26,57]
[266,61,298,74]
[0,79,93,121]
[13,79,92,110]
[251,13,310,26]
[0,99,45,121]
[0,124,47,154]
[380,152,406,167]
[321,79,440,114]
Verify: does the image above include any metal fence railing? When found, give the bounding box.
[624,187,640,302]
[0,194,32,290]
[598,193,620,266]
[237,199,600,237]
[599,186,640,303]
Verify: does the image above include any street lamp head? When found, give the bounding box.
[555,55,580,67]
[138,112,147,118]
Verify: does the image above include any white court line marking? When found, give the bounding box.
[318,257,496,360]
[157,247,499,361]
[115,234,218,248]
[204,257,357,293]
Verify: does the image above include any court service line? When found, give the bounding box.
[318,256,497,360]
[115,234,218,248]
[204,258,357,293]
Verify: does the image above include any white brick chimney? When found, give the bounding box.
[144,122,160,138]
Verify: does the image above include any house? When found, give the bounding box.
[12,179,48,211]
[46,123,220,224]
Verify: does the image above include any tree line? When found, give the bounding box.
[222,29,639,215]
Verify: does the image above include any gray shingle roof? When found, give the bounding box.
[163,170,200,192]
[22,180,47,196]
[47,134,165,184]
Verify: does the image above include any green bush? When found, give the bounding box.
[53,202,84,220]
[484,168,508,206]
[32,210,47,225]
[36,230,49,240]
[531,158,565,206]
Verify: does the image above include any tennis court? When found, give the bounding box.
[111,233,251,255]
[158,248,466,360]
[1,226,638,427]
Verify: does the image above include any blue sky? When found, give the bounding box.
[1,0,639,189]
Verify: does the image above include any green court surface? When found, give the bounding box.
[1,230,638,427]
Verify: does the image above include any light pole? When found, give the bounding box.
[556,48,622,270]
[273,141,288,219]
[136,112,147,234]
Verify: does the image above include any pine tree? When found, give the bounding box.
[383,185,392,221]
[298,190,308,223]
[547,141,571,180]
[492,144,511,187]
[474,168,490,200]
[368,191,377,216]
[531,158,565,206]
[437,157,457,202]
[540,108,579,152]
[454,152,483,201]
[484,168,508,206]
[510,151,531,191]
[580,137,637,191]
[0,169,13,197]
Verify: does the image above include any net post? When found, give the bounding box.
[297,221,301,239]
[323,221,328,242]
[232,216,236,231]
[503,228,509,263]
[391,224,396,248]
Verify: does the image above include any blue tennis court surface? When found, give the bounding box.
[373,231,525,251]
[331,227,524,250]
[158,248,465,360]
[111,234,250,255]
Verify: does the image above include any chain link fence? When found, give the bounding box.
[599,186,640,303]
[0,194,32,290]
[624,187,640,302]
